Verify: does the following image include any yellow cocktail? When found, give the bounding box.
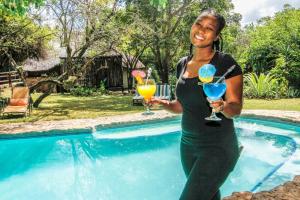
[199,76,213,83]
[137,79,156,115]
[137,85,156,101]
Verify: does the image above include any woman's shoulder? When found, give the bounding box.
[215,51,237,64]
[176,56,190,78]
[214,51,243,78]
[177,56,191,65]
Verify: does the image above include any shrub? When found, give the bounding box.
[97,81,107,95]
[70,86,95,96]
[63,76,78,90]
[286,87,300,98]
[244,72,280,99]
[169,74,177,99]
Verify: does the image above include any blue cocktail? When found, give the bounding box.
[203,76,226,121]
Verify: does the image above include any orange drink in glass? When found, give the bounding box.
[137,79,156,115]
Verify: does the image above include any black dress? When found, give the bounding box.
[175,51,242,200]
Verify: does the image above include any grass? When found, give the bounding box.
[0,93,144,124]
[0,92,299,124]
[243,98,300,111]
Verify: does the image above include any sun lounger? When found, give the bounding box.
[2,87,32,117]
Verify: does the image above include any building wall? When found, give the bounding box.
[122,70,128,89]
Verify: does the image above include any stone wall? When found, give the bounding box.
[224,175,300,200]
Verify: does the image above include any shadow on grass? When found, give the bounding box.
[46,95,142,112]
[0,95,144,123]
[0,108,70,123]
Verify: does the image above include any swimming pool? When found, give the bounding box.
[0,117,299,200]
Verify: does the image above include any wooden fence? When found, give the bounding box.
[0,71,22,88]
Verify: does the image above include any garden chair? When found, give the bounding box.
[132,90,144,105]
[132,84,171,105]
[155,84,171,101]
[2,86,32,117]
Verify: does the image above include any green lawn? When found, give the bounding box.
[243,98,300,111]
[0,93,299,124]
[0,94,143,124]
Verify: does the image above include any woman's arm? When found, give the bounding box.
[210,74,243,118]
[151,98,183,114]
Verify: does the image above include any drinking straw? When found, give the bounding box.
[145,68,152,85]
[215,65,236,84]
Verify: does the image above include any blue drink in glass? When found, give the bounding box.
[203,83,226,101]
[202,76,226,121]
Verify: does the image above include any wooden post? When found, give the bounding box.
[8,72,12,87]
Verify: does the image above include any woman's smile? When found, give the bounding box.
[194,34,204,41]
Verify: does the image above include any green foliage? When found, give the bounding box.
[168,74,177,99]
[70,86,96,97]
[63,76,77,90]
[98,81,107,95]
[236,6,300,88]
[244,72,280,99]
[151,68,161,84]
[286,87,300,98]
[70,81,108,97]
[0,14,52,69]
[149,0,167,8]
[0,0,44,15]
[121,0,238,83]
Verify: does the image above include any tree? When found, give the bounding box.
[235,5,300,88]
[0,0,44,15]
[46,0,121,72]
[0,13,52,73]
[113,9,151,90]
[124,0,237,83]
[25,0,125,108]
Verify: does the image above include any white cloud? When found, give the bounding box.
[232,0,300,26]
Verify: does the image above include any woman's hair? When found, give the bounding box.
[190,9,226,54]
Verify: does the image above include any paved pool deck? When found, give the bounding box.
[0,109,299,135]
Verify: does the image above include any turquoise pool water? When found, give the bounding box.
[0,117,299,200]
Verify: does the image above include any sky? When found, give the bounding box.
[232,0,300,26]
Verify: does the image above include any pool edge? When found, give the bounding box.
[0,110,299,138]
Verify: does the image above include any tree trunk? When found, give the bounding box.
[33,84,55,108]
[4,51,27,86]
[162,47,171,83]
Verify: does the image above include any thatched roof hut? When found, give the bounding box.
[23,57,62,77]
[59,53,146,90]
[22,48,146,90]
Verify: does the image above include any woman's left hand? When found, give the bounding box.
[208,99,224,113]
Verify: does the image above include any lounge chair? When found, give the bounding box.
[132,90,144,105]
[132,84,171,105]
[2,87,32,117]
[155,84,171,101]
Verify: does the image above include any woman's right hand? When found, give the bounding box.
[149,97,169,106]
[149,98,183,114]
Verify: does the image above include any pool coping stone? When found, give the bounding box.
[0,109,299,138]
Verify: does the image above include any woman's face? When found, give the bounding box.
[190,15,219,48]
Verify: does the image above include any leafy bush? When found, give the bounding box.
[169,74,177,99]
[63,76,78,90]
[70,86,95,96]
[286,87,300,98]
[244,72,280,99]
[97,81,107,95]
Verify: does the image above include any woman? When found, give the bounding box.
[151,9,243,200]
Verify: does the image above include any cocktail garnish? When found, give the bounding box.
[198,64,216,83]
[132,70,146,84]
[145,68,152,85]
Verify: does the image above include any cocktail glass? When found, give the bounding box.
[203,76,226,121]
[137,79,156,115]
